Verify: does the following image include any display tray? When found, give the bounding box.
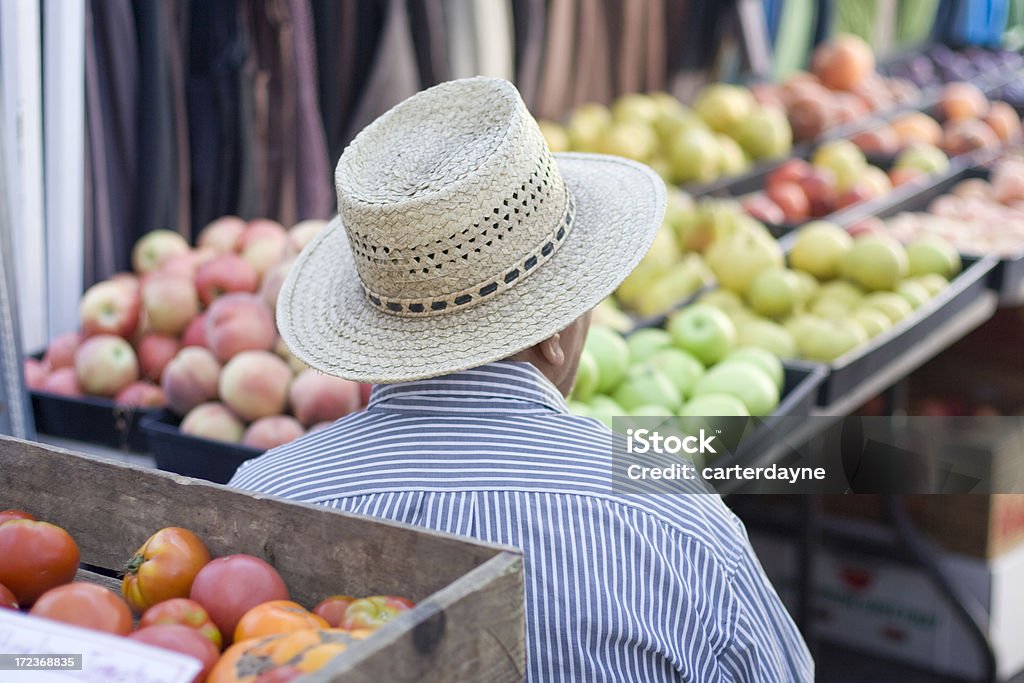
[0,436,525,682]
[814,255,998,407]
[711,360,829,470]
[862,164,1024,305]
[141,410,262,484]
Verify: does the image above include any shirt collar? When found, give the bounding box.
[368,361,570,414]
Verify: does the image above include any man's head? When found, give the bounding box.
[510,311,592,396]
[275,78,665,385]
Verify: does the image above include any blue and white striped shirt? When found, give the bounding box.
[229,361,813,682]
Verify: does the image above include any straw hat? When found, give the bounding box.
[277,77,665,383]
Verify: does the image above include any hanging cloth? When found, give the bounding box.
[512,0,546,111]
[473,0,515,80]
[534,0,576,119]
[571,0,612,106]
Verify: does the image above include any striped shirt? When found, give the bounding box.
[229,361,813,682]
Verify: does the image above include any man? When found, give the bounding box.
[230,77,813,681]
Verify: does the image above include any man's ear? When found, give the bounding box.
[539,333,565,367]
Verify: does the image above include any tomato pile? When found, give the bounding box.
[0,510,415,683]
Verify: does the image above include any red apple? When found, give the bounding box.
[194,254,260,306]
[43,332,83,370]
[196,216,246,254]
[205,293,276,361]
[851,126,901,155]
[132,229,191,274]
[41,367,82,397]
[136,334,181,383]
[115,381,167,408]
[889,167,924,188]
[741,194,786,225]
[75,335,139,397]
[799,168,838,217]
[79,280,141,339]
[181,314,208,348]
[288,369,361,427]
[162,347,222,416]
[23,358,49,390]
[766,182,810,222]
[847,216,886,236]
[835,184,872,210]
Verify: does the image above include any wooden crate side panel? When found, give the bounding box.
[0,437,505,605]
[301,552,526,683]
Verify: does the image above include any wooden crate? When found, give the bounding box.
[0,436,526,682]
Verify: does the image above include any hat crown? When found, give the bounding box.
[334,77,573,315]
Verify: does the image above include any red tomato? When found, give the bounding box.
[0,582,18,609]
[190,555,289,643]
[312,595,354,628]
[340,596,414,630]
[0,510,35,526]
[129,624,219,683]
[140,598,223,650]
[30,583,132,635]
[123,527,211,613]
[253,666,304,683]
[0,520,80,605]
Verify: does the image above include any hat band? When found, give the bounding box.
[362,186,576,317]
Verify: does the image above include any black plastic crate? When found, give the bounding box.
[29,390,158,453]
[141,410,262,484]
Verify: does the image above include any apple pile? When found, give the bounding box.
[696,221,961,363]
[742,139,948,226]
[538,86,792,187]
[24,217,368,452]
[851,84,1021,159]
[880,157,1024,257]
[569,317,785,430]
[752,34,920,142]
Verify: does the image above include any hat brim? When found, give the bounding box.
[276,153,666,383]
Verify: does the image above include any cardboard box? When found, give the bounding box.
[752,523,1024,680]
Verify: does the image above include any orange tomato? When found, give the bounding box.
[122,527,211,613]
[208,629,368,683]
[234,600,329,642]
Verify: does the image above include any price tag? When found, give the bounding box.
[0,609,202,682]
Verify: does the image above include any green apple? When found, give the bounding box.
[851,308,893,338]
[906,236,961,279]
[736,318,798,358]
[567,399,592,417]
[538,120,570,153]
[612,93,661,126]
[587,395,625,428]
[809,297,853,319]
[598,121,657,162]
[648,348,705,398]
[572,349,600,401]
[675,198,746,252]
[791,271,820,310]
[896,280,931,309]
[631,259,712,317]
[789,221,853,280]
[746,268,800,318]
[667,304,737,365]
[627,328,673,363]
[693,83,756,133]
[584,326,630,393]
[796,317,868,362]
[613,365,682,412]
[725,347,784,390]
[592,298,634,333]
[630,404,675,417]
[697,288,745,313]
[839,235,909,291]
[679,393,749,417]
[705,228,785,294]
[811,140,867,192]
[813,280,866,310]
[863,292,913,323]
[691,360,780,416]
[567,104,613,151]
[716,133,748,176]
[912,273,949,297]
[735,106,792,160]
[894,143,949,176]
[669,128,721,183]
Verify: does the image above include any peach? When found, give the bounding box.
[851,126,900,155]
[240,220,289,277]
[942,119,999,157]
[142,274,199,336]
[309,421,334,433]
[288,219,328,254]
[197,216,246,254]
[43,332,83,370]
[132,229,191,274]
[981,101,1021,143]
[180,402,245,443]
[259,258,294,311]
[137,334,181,383]
[79,280,142,339]
[242,415,305,450]
[23,358,49,390]
[787,95,834,140]
[41,367,82,397]
[205,293,276,361]
[74,335,139,397]
[219,351,292,421]
[181,313,209,348]
[890,112,943,146]
[938,82,989,122]
[274,337,309,374]
[288,368,361,427]
[161,346,222,416]
[811,34,875,91]
[194,254,260,306]
[114,381,167,408]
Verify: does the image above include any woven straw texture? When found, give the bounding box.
[278,77,665,383]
